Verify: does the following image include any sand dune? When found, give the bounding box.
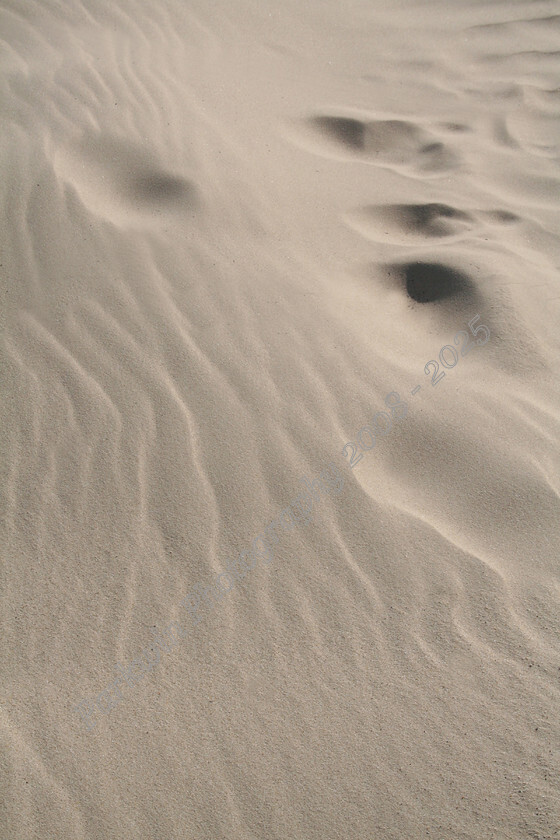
[1,0,559,838]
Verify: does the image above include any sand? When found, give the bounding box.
[1,0,560,838]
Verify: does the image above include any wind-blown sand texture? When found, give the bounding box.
[2,0,560,838]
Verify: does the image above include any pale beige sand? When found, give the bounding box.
[2,0,560,838]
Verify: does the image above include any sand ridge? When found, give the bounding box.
[73,460,346,732]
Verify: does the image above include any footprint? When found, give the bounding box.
[290,113,460,176]
[345,203,474,245]
[436,122,471,134]
[346,203,521,246]
[482,209,520,225]
[309,116,368,152]
[53,131,198,228]
[385,261,476,304]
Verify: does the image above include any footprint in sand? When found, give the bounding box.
[289,113,460,176]
[344,202,521,245]
[53,131,199,228]
[345,203,474,245]
[384,261,478,304]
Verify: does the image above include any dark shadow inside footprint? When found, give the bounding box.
[486,209,519,224]
[299,114,458,172]
[129,172,194,206]
[349,203,472,243]
[309,116,418,156]
[397,204,470,236]
[55,131,200,225]
[421,142,444,154]
[309,116,365,150]
[396,262,474,303]
[438,122,471,133]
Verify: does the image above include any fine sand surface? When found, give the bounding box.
[2,0,560,838]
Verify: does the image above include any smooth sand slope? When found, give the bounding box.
[1,0,560,838]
